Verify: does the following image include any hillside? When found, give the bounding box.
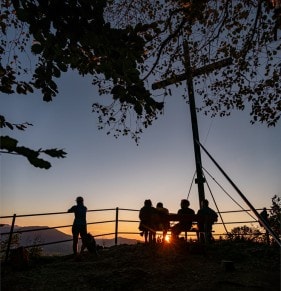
[1,241,280,290]
[0,225,139,255]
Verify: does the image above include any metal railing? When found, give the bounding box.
[0,207,266,262]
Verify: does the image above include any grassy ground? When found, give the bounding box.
[1,240,280,290]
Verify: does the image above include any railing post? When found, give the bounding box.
[115,207,119,245]
[5,214,16,263]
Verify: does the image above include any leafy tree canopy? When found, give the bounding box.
[1,0,280,166]
[268,195,281,238]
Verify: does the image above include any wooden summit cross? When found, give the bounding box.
[152,41,232,209]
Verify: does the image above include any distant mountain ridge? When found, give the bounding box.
[0,225,139,255]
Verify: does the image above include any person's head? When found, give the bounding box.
[76,196,84,204]
[144,199,152,207]
[202,199,209,207]
[181,199,190,208]
[156,202,163,208]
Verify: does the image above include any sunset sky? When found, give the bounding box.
[1,69,281,238]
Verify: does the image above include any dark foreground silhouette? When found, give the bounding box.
[1,241,280,291]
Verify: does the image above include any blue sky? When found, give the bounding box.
[1,69,281,234]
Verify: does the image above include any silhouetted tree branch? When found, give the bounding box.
[1,0,280,161]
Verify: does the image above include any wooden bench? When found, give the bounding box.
[155,213,207,241]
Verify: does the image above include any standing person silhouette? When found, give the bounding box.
[68,196,87,255]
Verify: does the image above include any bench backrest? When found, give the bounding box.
[167,213,201,222]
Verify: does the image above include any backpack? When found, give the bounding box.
[85,233,97,253]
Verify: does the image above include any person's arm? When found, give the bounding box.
[210,209,218,222]
[68,206,75,213]
[139,209,143,220]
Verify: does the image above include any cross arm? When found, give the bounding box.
[152,57,232,90]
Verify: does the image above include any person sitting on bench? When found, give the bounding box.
[155,202,170,241]
[139,199,157,243]
[171,199,195,240]
[197,199,218,243]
